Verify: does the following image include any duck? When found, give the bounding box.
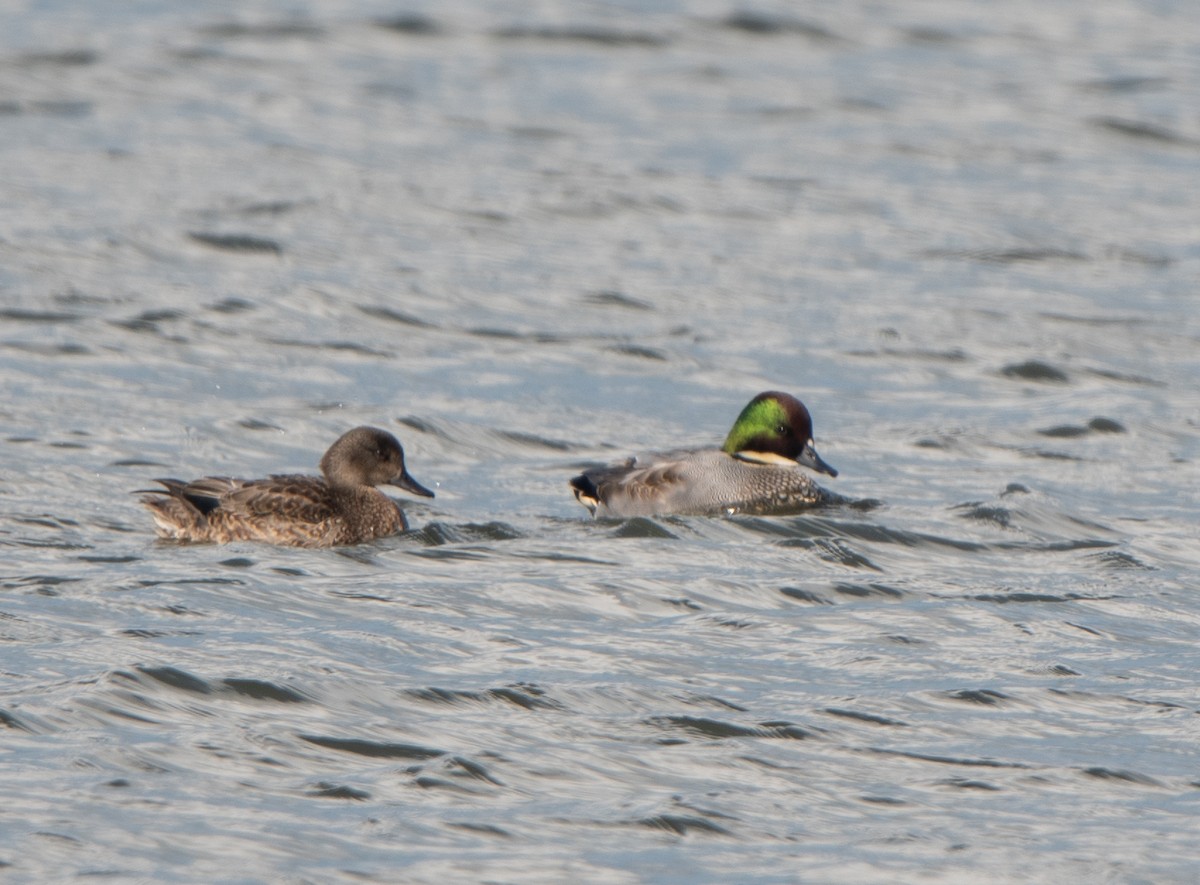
[569,391,838,518]
[139,426,434,547]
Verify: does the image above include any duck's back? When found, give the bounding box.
[575,448,832,518]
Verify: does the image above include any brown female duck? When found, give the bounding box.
[140,426,434,547]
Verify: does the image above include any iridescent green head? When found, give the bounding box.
[721,391,838,477]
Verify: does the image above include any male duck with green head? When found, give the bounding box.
[570,391,838,518]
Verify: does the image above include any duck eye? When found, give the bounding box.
[776,424,787,435]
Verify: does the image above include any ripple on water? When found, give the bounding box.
[414,521,524,546]
[373,14,441,36]
[1000,359,1071,382]
[720,11,842,41]
[403,684,561,711]
[299,735,446,760]
[832,581,904,599]
[187,232,283,254]
[822,708,909,727]
[966,590,1104,604]
[1038,417,1127,437]
[198,21,325,39]
[221,679,308,703]
[0,709,36,732]
[1081,767,1165,787]
[647,715,818,741]
[490,24,670,47]
[307,782,370,800]
[356,305,437,328]
[633,813,734,837]
[1091,116,1197,145]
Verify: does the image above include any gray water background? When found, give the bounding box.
[1,0,1199,882]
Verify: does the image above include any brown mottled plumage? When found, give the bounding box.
[140,426,434,547]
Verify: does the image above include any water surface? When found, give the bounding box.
[1,1,1198,882]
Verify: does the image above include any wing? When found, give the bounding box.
[214,475,338,524]
[171,476,240,514]
[574,454,690,517]
[599,459,687,505]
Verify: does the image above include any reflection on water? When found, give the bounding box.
[1,0,1198,882]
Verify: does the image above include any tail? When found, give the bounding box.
[137,479,209,539]
[568,474,600,517]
